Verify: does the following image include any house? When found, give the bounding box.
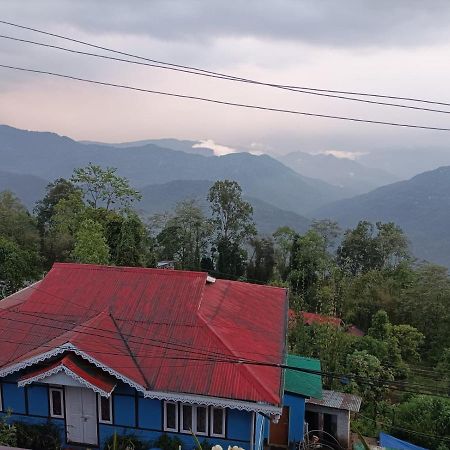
[255,354,323,450]
[0,263,289,449]
[305,389,362,449]
[288,310,365,338]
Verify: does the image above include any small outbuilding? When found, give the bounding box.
[305,389,362,449]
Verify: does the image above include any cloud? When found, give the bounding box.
[3,0,450,48]
[193,139,236,156]
[315,150,368,160]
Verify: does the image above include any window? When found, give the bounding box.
[49,388,64,418]
[164,401,178,432]
[180,404,193,432]
[180,404,209,435]
[210,407,226,438]
[195,406,208,435]
[98,394,113,424]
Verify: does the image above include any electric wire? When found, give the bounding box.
[1,19,450,108]
[2,33,450,115]
[1,63,450,132]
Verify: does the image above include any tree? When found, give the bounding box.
[72,219,110,265]
[34,178,80,233]
[288,230,332,310]
[156,200,212,270]
[71,163,141,210]
[0,237,39,297]
[337,221,409,276]
[246,237,275,282]
[368,310,391,341]
[311,219,341,249]
[0,191,39,251]
[272,226,296,281]
[207,180,256,276]
[392,396,450,449]
[391,324,424,363]
[115,213,149,267]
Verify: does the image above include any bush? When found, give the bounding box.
[152,433,183,450]
[103,432,151,450]
[0,413,17,446]
[15,421,62,450]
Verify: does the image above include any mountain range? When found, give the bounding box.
[313,166,450,267]
[3,124,450,267]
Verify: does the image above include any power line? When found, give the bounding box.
[1,63,450,132]
[2,33,450,116]
[1,311,448,398]
[1,18,450,108]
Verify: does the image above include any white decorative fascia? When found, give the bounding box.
[1,344,282,416]
[0,344,71,378]
[143,390,282,416]
[18,363,116,398]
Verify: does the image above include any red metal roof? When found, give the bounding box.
[19,354,117,396]
[0,263,287,407]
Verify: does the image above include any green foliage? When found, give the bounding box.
[156,200,212,270]
[272,226,296,281]
[368,310,391,341]
[208,180,256,276]
[15,421,62,450]
[337,221,409,276]
[115,213,149,267]
[72,219,110,264]
[103,432,150,450]
[71,163,141,210]
[392,396,450,449]
[0,413,17,446]
[246,237,275,282]
[152,433,183,450]
[391,324,424,363]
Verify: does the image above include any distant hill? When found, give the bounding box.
[279,151,397,195]
[81,138,215,156]
[138,179,310,235]
[0,124,348,215]
[0,171,48,210]
[313,166,450,267]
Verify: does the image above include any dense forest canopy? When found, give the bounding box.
[1,164,449,448]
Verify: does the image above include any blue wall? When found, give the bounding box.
[257,392,306,449]
[1,379,255,449]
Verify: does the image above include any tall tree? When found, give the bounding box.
[207,180,256,276]
[272,226,296,281]
[71,163,141,210]
[246,237,275,282]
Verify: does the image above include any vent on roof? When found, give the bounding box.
[206,275,216,284]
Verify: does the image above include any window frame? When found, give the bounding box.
[163,401,179,432]
[98,394,113,424]
[194,405,209,436]
[49,387,64,419]
[210,406,226,438]
[180,403,193,433]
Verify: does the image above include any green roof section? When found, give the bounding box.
[284,354,323,400]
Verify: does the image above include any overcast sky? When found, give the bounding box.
[2,0,450,156]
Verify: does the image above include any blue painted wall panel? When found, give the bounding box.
[227,409,252,442]
[114,394,136,427]
[2,383,26,414]
[284,393,305,442]
[27,385,49,417]
[138,398,161,429]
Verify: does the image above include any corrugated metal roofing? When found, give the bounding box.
[306,389,362,412]
[284,354,322,399]
[0,263,287,407]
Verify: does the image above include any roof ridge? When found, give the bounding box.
[52,262,208,277]
[196,311,279,404]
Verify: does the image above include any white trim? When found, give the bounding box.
[1,345,282,416]
[97,394,113,424]
[163,401,179,432]
[49,387,64,418]
[18,363,115,398]
[210,406,226,438]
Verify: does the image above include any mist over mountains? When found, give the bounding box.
[2,124,450,266]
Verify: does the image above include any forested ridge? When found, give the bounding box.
[1,164,449,448]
